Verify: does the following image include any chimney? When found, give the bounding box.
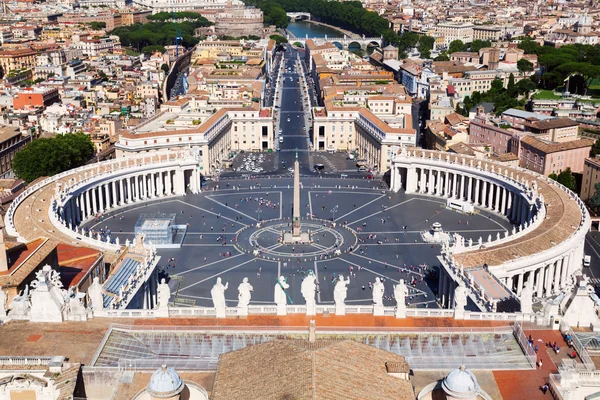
[309,320,316,343]
[0,229,7,272]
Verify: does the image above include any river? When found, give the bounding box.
[286,21,373,56]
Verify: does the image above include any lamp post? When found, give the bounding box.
[256,207,262,222]
[331,205,338,221]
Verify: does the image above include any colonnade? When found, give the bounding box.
[59,166,201,228]
[394,165,533,225]
[502,247,583,299]
[390,152,589,308]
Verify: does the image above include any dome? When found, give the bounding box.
[147,365,185,398]
[442,365,480,399]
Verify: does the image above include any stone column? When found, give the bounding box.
[494,185,501,212]
[127,177,133,202]
[517,273,524,296]
[487,183,494,209]
[427,168,435,194]
[467,176,473,202]
[445,172,451,197]
[157,171,164,196]
[547,262,555,295]
[561,254,570,288]
[543,265,551,296]
[474,178,480,205]
[453,173,458,199]
[104,184,111,210]
[118,179,124,204]
[166,170,173,195]
[174,169,185,195]
[536,268,543,298]
[98,185,105,212]
[508,275,514,292]
[91,187,98,215]
[553,259,562,293]
[85,190,91,219]
[436,170,443,195]
[112,181,118,206]
[507,191,513,219]
[142,173,148,199]
[460,174,466,200]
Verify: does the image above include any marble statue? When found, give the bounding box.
[394,279,408,318]
[237,277,253,309]
[372,277,384,306]
[274,276,289,315]
[9,285,30,318]
[211,278,228,318]
[29,265,67,323]
[0,289,6,317]
[334,275,350,309]
[88,277,105,312]
[454,284,467,311]
[520,283,534,314]
[157,278,171,309]
[67,290,87,321]
[301,271,317,315]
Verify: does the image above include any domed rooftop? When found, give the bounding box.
[147,365,185,398]
[442,365,480,399]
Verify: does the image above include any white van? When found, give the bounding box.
[584,255,591,267]
[279,137,283,143]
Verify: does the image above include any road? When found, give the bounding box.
[275,47,313,174]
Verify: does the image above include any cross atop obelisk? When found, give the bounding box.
[292,151,301,237]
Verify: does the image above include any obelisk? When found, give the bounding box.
[292,151,301,237]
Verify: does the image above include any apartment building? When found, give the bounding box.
[435,23,474,46]
[518,136,594,176]
[0,48,37,78]
[472,26,502,41]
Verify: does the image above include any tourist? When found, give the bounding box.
[540,384,549,394]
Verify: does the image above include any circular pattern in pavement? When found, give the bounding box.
[235,219,358,259]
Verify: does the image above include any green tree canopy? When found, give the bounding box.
[448,40,467,54]
[590,182,600,212]
[269,34,288,44]
[418,35,435,59]
[555,168,577,192]
[435,51,450,61]
[470,39,491,53]
[13,133,95,183]
[517,58,534,73]
[87,21,107,30]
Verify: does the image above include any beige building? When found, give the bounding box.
[0,48,36,78]
[116,102,274,174]
[581,157,600,202]
[472,26,502,41]
[435,23,474,46]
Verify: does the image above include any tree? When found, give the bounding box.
[87,21,107,30]
[435,51,450,61]
[591,139,600,157]
[517,58,534,73]
[13,134,95,183]
[161,63,169,73]
[507,73,516,97]
[470,39,491,53]
[590,182,600,212]
[556,168,577,192]
[518,37,539,54]
[418,35,435,59]
[269,34,288,44]
[448,39,467,54]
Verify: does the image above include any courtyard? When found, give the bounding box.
[83,177,513,309]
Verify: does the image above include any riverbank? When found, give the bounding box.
[285,20,359,39]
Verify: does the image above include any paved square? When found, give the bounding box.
[84,177,512,309]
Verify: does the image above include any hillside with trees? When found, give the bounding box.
[110,16,212,54]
